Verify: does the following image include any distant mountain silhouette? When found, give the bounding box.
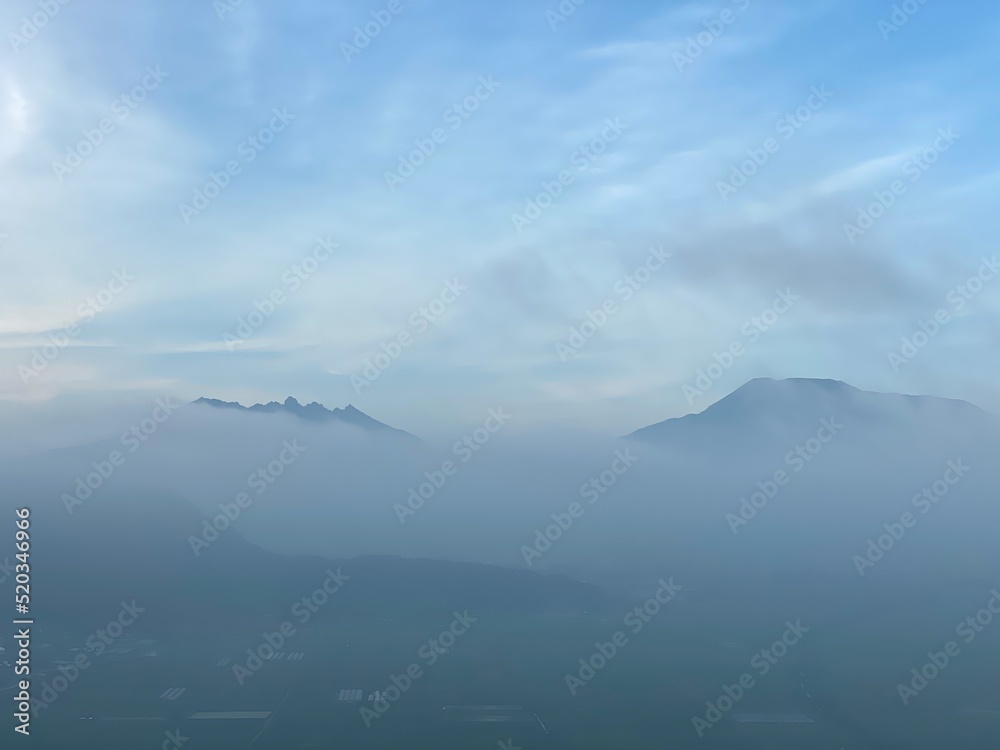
[24,489,613,634]
[626,377,996,445]
[193,396,419,441]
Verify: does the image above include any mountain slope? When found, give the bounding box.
[193,396,419,441]
[625,377,997,446]
[19,486,614,633]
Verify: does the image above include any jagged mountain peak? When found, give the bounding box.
[191,396,418,440]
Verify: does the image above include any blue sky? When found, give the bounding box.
[1,0,999,441]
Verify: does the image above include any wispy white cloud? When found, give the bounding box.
[0,0,997,434]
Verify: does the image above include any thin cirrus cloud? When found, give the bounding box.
[0,0,997,440]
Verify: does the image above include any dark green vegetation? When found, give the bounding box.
[16,583,1000,749]
[7,453,999,749]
